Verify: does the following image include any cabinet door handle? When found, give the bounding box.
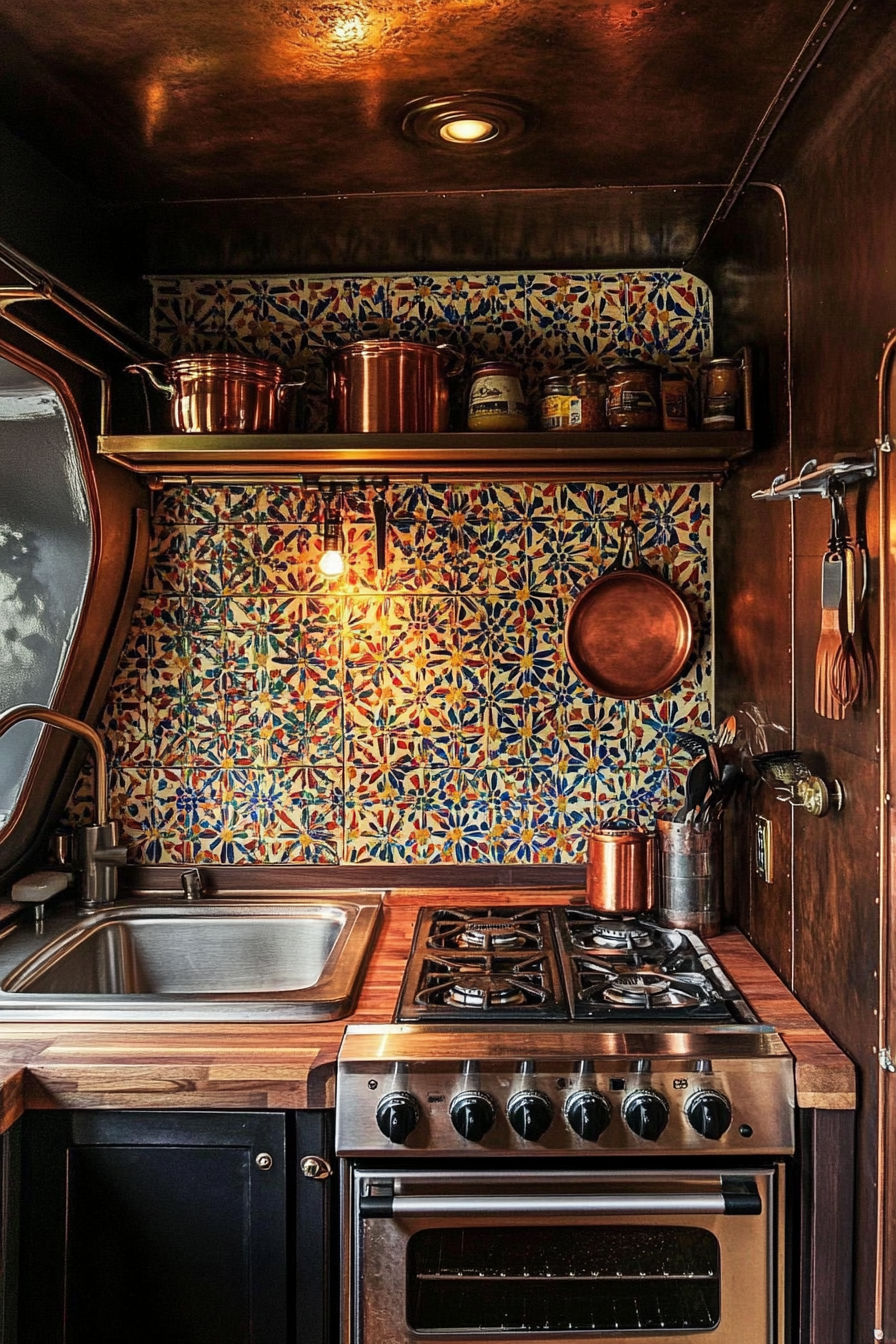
[255,1152,274,1171]
[301,1155,333,1181]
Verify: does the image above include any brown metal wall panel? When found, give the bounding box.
[766,13,896,1332]
[689,185,793,949]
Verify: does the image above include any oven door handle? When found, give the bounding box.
[360,1178,761,1219]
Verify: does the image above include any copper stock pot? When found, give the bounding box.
[586,819,655,913]
[125,354,306,434]
[328,338,463,432]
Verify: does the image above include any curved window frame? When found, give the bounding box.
[0,333,148,883]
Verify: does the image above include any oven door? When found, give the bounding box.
[348,1167,781,1344]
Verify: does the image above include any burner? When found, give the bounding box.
[456,918,529,951]
[444,975,527,1008]
[426,907,545,953]
[572,916,658,951]
[601,972,701,1010]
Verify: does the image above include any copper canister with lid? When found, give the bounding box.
[585,819,655,912]
[606,362,661,430]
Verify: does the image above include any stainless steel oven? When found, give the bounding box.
[347,1165,784,1344]
[337,1023,794,1344]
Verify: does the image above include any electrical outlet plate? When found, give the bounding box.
[755,816,774,884]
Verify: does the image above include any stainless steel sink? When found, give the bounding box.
[0,894,383,1021]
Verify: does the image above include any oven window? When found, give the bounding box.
[406,1226,720,1334]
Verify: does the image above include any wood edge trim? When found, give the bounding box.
[0,1068,25,1133]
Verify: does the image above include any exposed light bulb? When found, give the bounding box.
[318,496,345,579]
[439,117,496,144]
[319,547,346,579]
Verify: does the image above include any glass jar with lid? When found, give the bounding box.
[606,362,661,430]
[467,361,528,431]
[569,370,608,431]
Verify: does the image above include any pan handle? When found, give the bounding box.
[606,519,651,575]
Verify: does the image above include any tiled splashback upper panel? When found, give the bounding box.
[151,270,713,431]
[71,271,715,864]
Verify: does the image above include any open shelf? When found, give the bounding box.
[98,430,754,483]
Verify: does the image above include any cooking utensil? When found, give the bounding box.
[125,355,306,434]
[328,339,462,432]
[832,491,859,704]
[676,753,712,824]
[585,819,655,912]
[814,496,846,719]
[832,526,862,707]
[854,493,876,704]
[714,714,737,747]
[565,519,694,699]
[672,730,712,758]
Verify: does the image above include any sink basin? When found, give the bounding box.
[0,894,382,1021]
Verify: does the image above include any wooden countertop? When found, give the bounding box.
[0,890,855,1130]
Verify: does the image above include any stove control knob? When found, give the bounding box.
[685,1089,732,1140]
[564,1090,611,1142]
[449,1091,496,1143]
[507,1090,554,1142]
[376,1091,420,1145]
[622,1089,669,1141]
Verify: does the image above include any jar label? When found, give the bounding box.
[541,393,572,429]
[470,375,526,417]
[611,388,658,413]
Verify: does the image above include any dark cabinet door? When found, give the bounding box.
[18,1110,289,1344]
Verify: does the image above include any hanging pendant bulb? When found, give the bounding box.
[318,494,345,579]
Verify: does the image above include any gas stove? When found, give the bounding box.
[395,905,755,1025]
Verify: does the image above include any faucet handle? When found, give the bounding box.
[181,868,205,901]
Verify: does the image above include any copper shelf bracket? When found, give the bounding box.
[752,448,878,501]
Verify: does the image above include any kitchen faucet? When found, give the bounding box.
[0,704,128,911]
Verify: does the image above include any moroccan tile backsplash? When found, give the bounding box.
[67,269,716,864]
[71,480,713,865]
[150,270,713,431]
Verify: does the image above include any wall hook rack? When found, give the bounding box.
[752,449,878,501]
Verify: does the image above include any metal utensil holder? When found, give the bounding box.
[655,818,720,939]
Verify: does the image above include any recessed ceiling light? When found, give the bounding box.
[401,93,535,152]
[439,117,497,144]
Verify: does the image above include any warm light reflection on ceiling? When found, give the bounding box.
[276,0,523,73]
[140,50,213,144]
[331,13,369,44]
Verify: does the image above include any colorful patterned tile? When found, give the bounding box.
[528,518,600,598]
[389,275,469,344]
[388,481,456,524]
[526,272,628,380]
[625,272,713,370]
[465,274,529,366]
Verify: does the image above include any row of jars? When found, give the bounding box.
[466,358,743,432]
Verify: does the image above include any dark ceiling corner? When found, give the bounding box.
[0,123,149,334]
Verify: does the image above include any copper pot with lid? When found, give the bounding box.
[125,354,306,434]
[328,339,463,433]
[586,819,655,913]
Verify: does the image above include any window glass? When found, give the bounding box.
[0,354,92,827]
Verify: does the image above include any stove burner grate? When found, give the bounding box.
[444,975,529,1008]
[427,907,545,953]
[563,909,663,953]
[404,945,562,1019]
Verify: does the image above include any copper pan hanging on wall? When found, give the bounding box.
[564,519,694,699]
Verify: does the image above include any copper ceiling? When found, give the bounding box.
[0,0,843,203]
